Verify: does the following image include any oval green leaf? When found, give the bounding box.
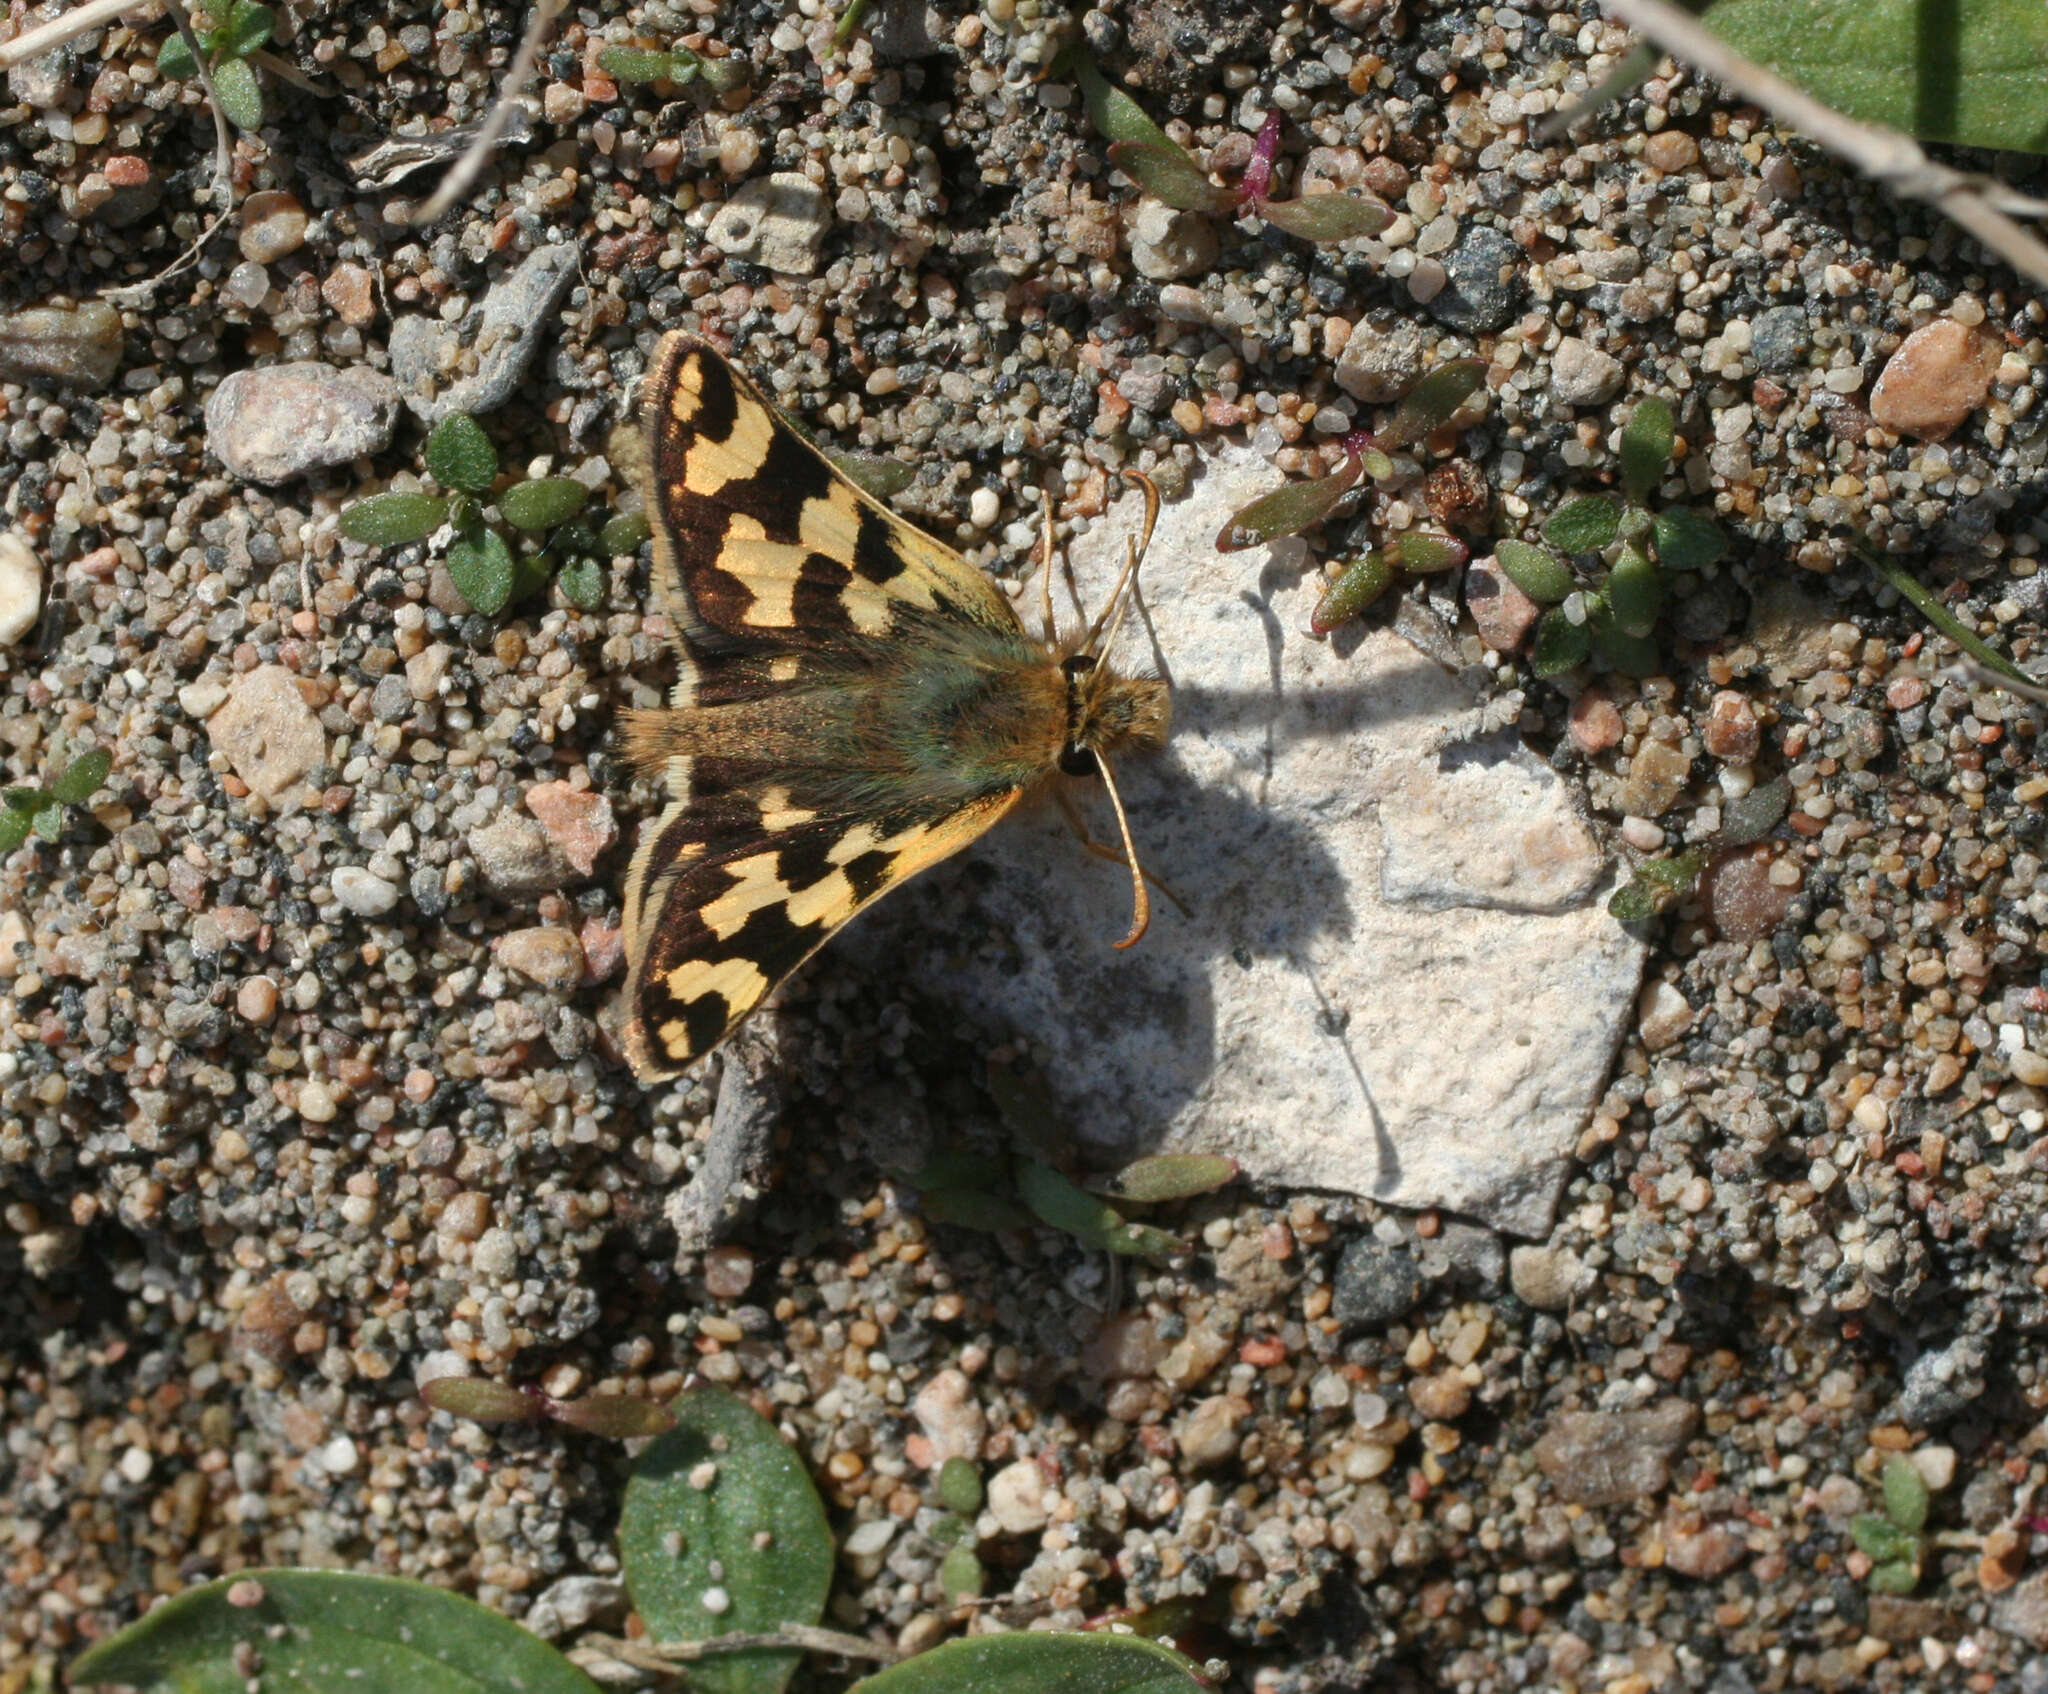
[1652,506,1728,573]
[1851,1514,1919,1564]
[849,1632,1210,1694]
[1543,494,1620,553]
[157,28,200,78]
[1107,140,1234,214]
[557,556,605,611]
[50,746,112,805]
[936,1457,983,1515]
[1607,877,1659,922]
[1095,1153,1239,1203]
[1073,50,1181,152]
[222,0,276,56]
[1380,359,1488,448]
[340,491,450,547]
[1311,552,1395,633]
[1018,1160,1123,1249]
[1258,191,1394,242]
[1385,531,1468,574]
[1215,461,1363,551]
[69,1569,602,1694]
[1494,538,1574,604]
[599,45,684,83]
[31,803,63,842]
[1531,606,1592,677]
[1637,851,1704,893]
[500,477,591,531]
[602,511,654,555]
[0,809,30,852]
[211,52,265,129]
[446,526,516,616]
[1606,541,1662,638]
[550,1393,677,1438]
[1620,395,1676,504]
[827,449,916,500]
[619,1386,834,1694]
[421,1377,542,1423]
[1883,1453,1931,1534]
[426,413,500,495]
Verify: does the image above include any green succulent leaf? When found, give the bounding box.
[1544,495,1620,553]
[1621,395,1677,503]
[340,492,450,548]
[3,787,44,807]
[1607,877,1658,922]
[1883,1454,1931,1535]
[1652,506,1729,573]
[157,28,200,78]
[1380,359,1488,448]
[938,1544,985,1598]
[425,413,499,495]
[1216,460,1364,551]
[619,1386,834,1694]
[220,0,276,57]
[1494,538,1575,604]
[1310,552,1396,633]
[1094,1153,1239,1203]
[1532,606,1592,677]
[557,556,605,611]
[68,1569,602,1694]
[49,747,112,806]
[1867,1558,1921,1594]
[420,1378,543,1423]
[1106,140,1235,214]
[549,1394,678,1439]
[1073,50,1184,153]
[601,511,654,554]
[599,45,691,83]
[1258,192,1394,242]
[1104,1220,1183,1259]
[917,1186,1037,1233]
[826,449,917,500]
[1720,776,1791,846]
[1386,531,1468,574]
[446,525,517,617]
[848,1632,1210,1694]
[210,53,265,129]
[936,1457,984,1515]
[0,811,29,852]
[1606,541,1663,638]
[1017,1161,1124,1250]
[507,546,555,607]
[1638,850,1705,892]
[696,53,748,93]
[499,477,591,531]
[1850,1514,1919,1565]
[30,805,62,843]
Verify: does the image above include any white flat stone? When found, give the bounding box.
[844,445,1645,1236]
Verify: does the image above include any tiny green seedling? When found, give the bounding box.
[1608,776,1790,922]
[339,413,647,616]
[0,746,112,851]
[157,0,276,130]
[597,41,749,93]
[1850,1454,1930,1595]
[1494,396,1727,678]
[1074,54,1393,245]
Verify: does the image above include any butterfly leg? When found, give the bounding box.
[1053,782,1193,920]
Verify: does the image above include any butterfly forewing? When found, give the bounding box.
[621,334,1049,1079]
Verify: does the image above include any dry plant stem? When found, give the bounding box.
[158,0,232,209]
[410,0,562,225]
[1598,0,2048,288]
[0,0,143,70]
[576,1627,903,1670]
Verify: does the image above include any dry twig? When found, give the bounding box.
[408,0,561,225]
[0,0,148,69]
[1597,0,2048,288]
[573,1626,903,1674]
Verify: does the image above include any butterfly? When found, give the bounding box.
[618,332,1173,1080]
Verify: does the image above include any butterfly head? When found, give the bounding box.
[1058,652,1171,774]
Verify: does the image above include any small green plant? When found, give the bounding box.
[1074,55,1392,244]
[157,0,276,130]
[1493,396,1727,678]
[0,745,111,851]
[598,40,749,93]
[1851,1454,1930,1595]
[1607,775,1790,922]
[339,414,645,616]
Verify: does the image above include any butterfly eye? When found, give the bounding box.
[1059,745,1099,777]
[1062,654,1096,677]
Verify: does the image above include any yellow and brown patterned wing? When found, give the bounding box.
[620,772,1022,1079]
[640,331,1020,687]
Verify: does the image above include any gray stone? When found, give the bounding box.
[0,531,43,647]
[204,665,327,808]
[1129,202,1218,281]
[468,812,569,895]
[1894,1335,1988,1428]
[1332,1240,1422,1328]
[525,1576,627,1642]
[1750,305,1811,373]
[370,672,413,724]
[1426,226,1523,333]
[1549,335,1624,406]
[205,363,401,484]
[838,445,1644,1234]
[706,175,832,275]
[331,867,401,918]
[1534,1402,1700,1505]
[388,244,579,424]
[0,301,124,389]
[1334,319,1425,404]
[1509,1243,1595,1311]
[5,3,77,108]
[666,1029,783,1257]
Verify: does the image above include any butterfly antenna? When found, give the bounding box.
[1036,488,1058,645]
[1096,754,1151,951]
[1080,472,1161,663]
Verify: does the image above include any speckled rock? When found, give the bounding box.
[388,243,579,423]
[468,812,570,895]
[204,665,327,808]
[987,1459,1050,1533]
[1426,226,1523,333]
[706,175,832,275]
[1333,1239,1422,1327]
[1508,1244,1595,1311]
[1549,336,1624,406]
[524,781,617,875]
[1333,318,1425,403]
[1749,305,1811,372]
[0,300,124,389]
[0,531,42,647]
[493,927,586,992]
[331,866,401,918]
[1129,202,1218,281]
[1868,319,2002,441]
[1463,556,1541,652]
[204,362,401,483]
[1534,1402,1700,1505]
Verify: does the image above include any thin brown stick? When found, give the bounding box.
[574,1626,903,1671]
[1598,0,2048,287]
[409,0,562,225]
[158,0,232,211]
[0,0,147,70]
